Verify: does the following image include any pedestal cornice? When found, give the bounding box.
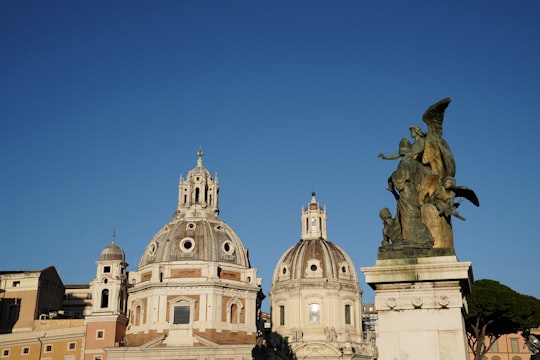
[361,255,473,293]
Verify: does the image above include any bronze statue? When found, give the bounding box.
[378,98,479,254]
[379,207,402,250]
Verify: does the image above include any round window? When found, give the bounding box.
[310,264,318,271]
[180,238,195,253]
[222,241,234,255]
[148,242,157,256]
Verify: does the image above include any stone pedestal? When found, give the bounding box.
[362,255,472,360]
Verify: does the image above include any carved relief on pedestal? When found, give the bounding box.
[412,297,423,308]
[386,297,398,309]
[438,295,450,308]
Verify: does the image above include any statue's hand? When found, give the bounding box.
[378,153,385,159]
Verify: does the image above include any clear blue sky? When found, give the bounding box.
[1,1,539,307]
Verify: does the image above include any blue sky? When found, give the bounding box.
[1,1,539,307]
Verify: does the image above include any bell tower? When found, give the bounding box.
[84,236,129,360]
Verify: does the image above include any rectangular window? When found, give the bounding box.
[2,349,9,357]
[94,356,102,360]
[103,266,111,273]
[490,339,499,352]
[309,303,320,325]
[8,304,19,321]
[12,281,20,287]
[279,305,285,326]
[22,347,30,355]
[96,330,104,339]
[173,306,190,324]
[345,304,351,325]
[45,345,53,352]
[510,338,519,353]
[68,342,76,350]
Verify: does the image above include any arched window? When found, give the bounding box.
[134,305,141,326]
[231,304,238,324]
[309,303,320,325]
[345,304,351,325]
[118,291,124,312]
[132,301,145,326]
[195,188,200,203]
[101,289,109,308]
[226,298,243,324]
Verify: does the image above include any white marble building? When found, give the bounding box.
[269,193,377,359]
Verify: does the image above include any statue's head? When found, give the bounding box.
[443,176,456,188]
[409,125,425,137]
[379,207,392,219]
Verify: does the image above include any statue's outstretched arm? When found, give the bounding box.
[378,153,401,160]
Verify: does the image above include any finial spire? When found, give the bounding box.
[112,228,116,244]
[197,147,204,167]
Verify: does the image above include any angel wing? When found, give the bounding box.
[454,185,480,207]
[422,98,456,178]
[422,97,452,137]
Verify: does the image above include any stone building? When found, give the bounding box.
[0,267,85,360]
[269,192,377,359]
[0,266,64,334]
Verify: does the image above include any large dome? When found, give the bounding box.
[125,152,261,349]
[138,150,250,270]
[138,217,249,268]
[272,238,358,284]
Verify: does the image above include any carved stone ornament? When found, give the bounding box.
[412,297,423,308]
[439,295,450,308]
[386,297,397,309]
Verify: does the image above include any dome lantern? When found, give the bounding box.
[174,149,220,220]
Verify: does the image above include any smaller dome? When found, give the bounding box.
[100,242,125,261]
